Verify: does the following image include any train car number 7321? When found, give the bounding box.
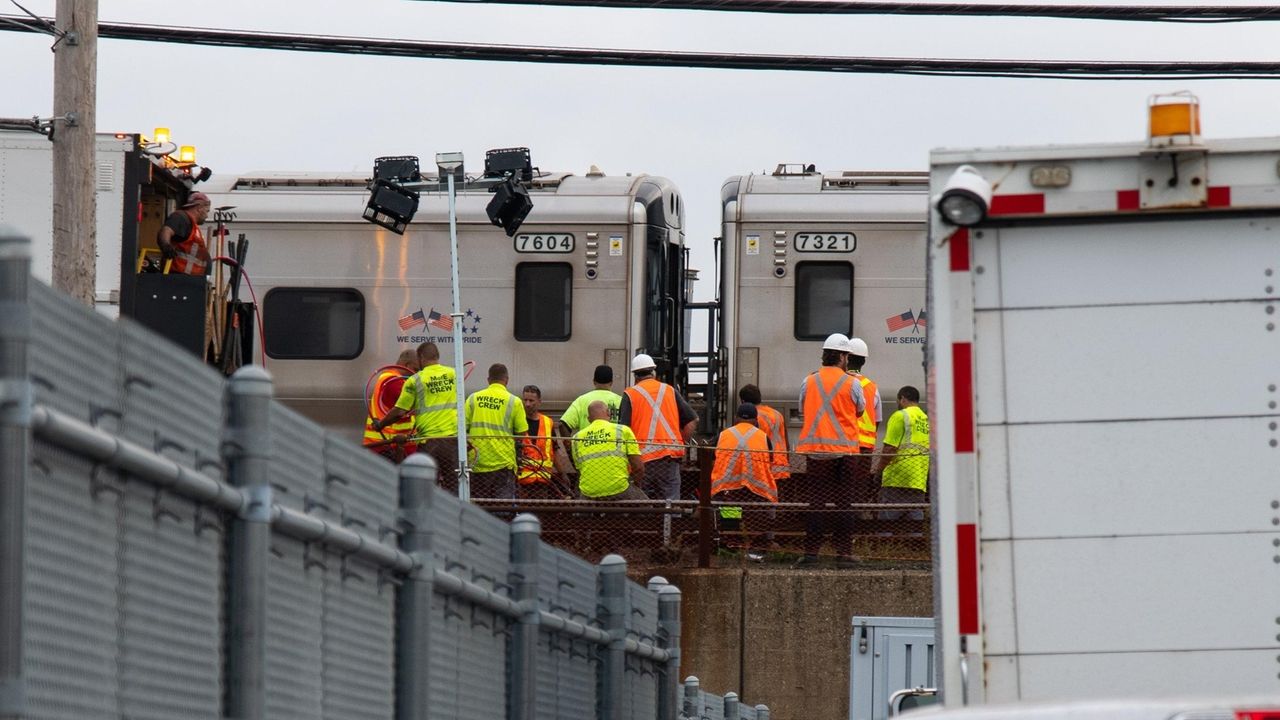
[514,233,575,253]
[793,232,856,252]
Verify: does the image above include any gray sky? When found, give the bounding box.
[4,0,1280,294]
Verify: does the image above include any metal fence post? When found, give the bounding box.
[509,513,541,720]
[657,583,683,720]
[682,676,700,720]
[723,691,739,719]
[0,230,32,720]
[396,453,438,720]
[224,366,274,720]
[599,553,628,720]
[697,447,714,568]
[755,703,770,720]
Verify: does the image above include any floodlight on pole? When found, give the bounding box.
[437,150,471,501]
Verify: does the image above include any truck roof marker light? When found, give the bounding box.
[153,127,170,144]
[178,145,196,165]
[1148,91,1201,148]
[936,165,992,227]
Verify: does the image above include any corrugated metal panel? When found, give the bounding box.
[428,492,464,720]
[269,404,326,514]
[119,321,225,474]
[27,282,123,422]
[322,433,398,533]
[322,552,395,720]
[118,481,223,720]
[454,501,511,720]
[266,536,325,720]
[23,442,121,720]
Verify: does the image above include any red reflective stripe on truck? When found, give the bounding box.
[952,342,974,453]
[949,228,970,272]
[957,523,979,635]
[1208,186,1231,207]
[1116,189,1140,210]
[988,193,1045,216]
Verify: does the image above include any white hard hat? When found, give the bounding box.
[845,337,869,358]
[822,333,849,351]
[631,353,657,372]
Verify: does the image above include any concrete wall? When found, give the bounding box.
[666,569,933,720]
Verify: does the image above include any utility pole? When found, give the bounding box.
[51,0,98,307]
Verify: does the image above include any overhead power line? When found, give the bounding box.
[3,15,1280,79]
[411,0,1280,23]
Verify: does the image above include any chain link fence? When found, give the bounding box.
[449,433,931,569]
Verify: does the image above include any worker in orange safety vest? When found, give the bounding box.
[517,384,567,499]
[795,333,865,565]
[620,353,697,500]
[363,348,421,462]
[156,191,212,276]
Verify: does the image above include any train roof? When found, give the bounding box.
[200,170,683,229]
[721,167,928,223]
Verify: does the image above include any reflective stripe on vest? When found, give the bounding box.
[883,405,930,492]
[467,385,522,471]
[518,414,555,484]
[851,373,878,449]
[411,365,457,437]
[710,425,777,502]
[756,404,791,479]
[169,211,209,275]
[574,422,632,498]
[797,368,861,454]
[364,370,415,446]
[625,379,683,461]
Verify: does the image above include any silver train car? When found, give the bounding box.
[717,165,928,438]
[203,168,687,437]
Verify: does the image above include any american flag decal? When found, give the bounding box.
[885,310,915,332]
[427,308,454,331]
[915,309,927,332]
[398,309,426,331]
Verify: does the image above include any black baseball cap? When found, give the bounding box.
[735,403,757,420]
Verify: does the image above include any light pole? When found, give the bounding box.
[436,152,471,501]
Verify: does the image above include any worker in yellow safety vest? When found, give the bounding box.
[738,384,791,485]
[362,348,421,462]
[871,385,930,520]
[571,401,647,501]
[843,336,882,510]
[374,342,459,493]
[795,333,865,565]
[464,363,529,500]
[517,384,566,499]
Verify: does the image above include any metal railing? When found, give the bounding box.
[0,229,775,720]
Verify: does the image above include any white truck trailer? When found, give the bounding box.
[928,95,1280,706]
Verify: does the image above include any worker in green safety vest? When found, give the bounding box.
[871,385,930,520]
[570,400,647,500]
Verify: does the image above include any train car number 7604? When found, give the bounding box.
[793,232,856,252]
[514,233,575,253]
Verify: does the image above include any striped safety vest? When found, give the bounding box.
[518,413,555,485]
[363,368,416,450]
[404,364,457,438]
[465,383,527,472]
[624,378,684,462]
[882,405,930,492]
[710,423,777,502]
[572,419,637,498]
[168,210,209,276]
[796,366,862,455]
[755,404,791,479]
[849,372,879,450]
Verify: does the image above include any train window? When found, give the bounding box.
[794,262,853,340]
[514,263,572,341]
[263,288,365,360]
